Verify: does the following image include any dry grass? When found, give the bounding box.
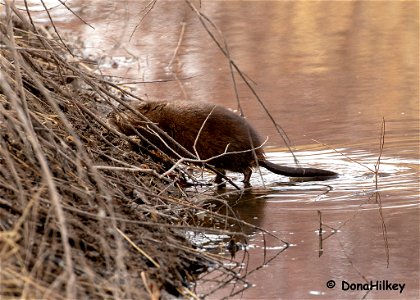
[0,3,284,299]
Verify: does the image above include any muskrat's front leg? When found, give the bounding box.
[242,167,253,187]
[214,169,227,188]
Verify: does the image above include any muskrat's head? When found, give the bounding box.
[136,100,167,114]
[108,101,167,132]
[107,101,146,134]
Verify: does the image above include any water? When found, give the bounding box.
[17,1,419,299]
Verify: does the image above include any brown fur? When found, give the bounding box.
[110,100,337,185]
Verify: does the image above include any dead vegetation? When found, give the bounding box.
[0,3,287,299]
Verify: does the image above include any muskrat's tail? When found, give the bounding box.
[259,160,338,178]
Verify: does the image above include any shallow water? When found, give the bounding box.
[18,1,419,299]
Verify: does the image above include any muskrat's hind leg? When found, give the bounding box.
[242,167,253,187]
[214,169,226,188]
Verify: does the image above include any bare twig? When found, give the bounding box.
[129,0,158,41]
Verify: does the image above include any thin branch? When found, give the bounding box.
[40,0,73,55]
[193,105,216,159]
[57,0,95,29]
[129,0,158,41]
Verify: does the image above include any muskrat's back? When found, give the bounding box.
[112,100,265,173]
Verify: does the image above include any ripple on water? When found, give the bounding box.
[254,148,419,210]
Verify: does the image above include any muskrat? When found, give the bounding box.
[110,100,338,186]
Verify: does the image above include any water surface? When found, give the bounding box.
[19,1,419,299]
